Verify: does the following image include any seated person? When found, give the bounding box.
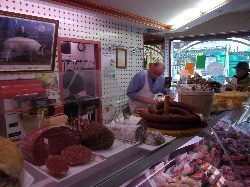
[233,61,250,86]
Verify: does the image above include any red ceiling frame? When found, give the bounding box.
[52,0,171,31]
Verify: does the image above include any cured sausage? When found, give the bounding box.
[146,121,206,130]
[80,123,114,150]
[142,101,205,130]
[155,101,197,114]
[170,101,198,114]
[61,145,93,166]
[140,112,201,124]
[169,107,193,115]
[148,107,192,115]
[45,155,69,177]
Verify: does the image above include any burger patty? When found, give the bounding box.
[45,155,69,177]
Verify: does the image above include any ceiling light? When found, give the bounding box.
[168,0,230,30]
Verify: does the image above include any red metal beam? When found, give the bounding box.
[52,0,171,31]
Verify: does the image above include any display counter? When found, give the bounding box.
[120,106,250,187]
[0,71,248,187]
[21,105,248,187]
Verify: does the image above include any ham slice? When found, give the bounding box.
[20,126,80,165]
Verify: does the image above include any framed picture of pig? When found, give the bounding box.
[0,10,59,72]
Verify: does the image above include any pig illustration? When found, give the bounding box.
[3,37,46,62]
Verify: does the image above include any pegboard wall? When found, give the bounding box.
[0,0,144,123]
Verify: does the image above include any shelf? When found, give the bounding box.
[0,96,101,115]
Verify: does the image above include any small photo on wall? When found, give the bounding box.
[116,48,127,69]
[0,10,59,72]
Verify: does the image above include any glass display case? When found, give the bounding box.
[0,70,249,187]
[120,106,250,187]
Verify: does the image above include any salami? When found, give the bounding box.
[148,107,192,115]
[80,123,114,150]
[141,101,206,131]
[61,145,93,166]
[156,101,198,114]
[169,101,198,114]
[45,155,69,177]
[140,112,201,124]
[143,116,207,130]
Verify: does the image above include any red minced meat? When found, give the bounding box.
[45,155,69,177]
[61,145,93,166]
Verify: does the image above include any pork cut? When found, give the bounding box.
[20,125,80,165]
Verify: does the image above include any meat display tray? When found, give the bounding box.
[25,156,105,183]
[21,169,34,187]
[94,139,137,158]
[24,139,136,183]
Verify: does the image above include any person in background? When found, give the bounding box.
[15,26,29,38]
[63,69,84,100]
[126,62,167,111]
[233,61,250,86]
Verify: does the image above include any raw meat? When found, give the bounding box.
[235,165,250,176]
[190,170,206,180]
[61,145,93,166]
[45,155,69,177]
[20,125,81,165]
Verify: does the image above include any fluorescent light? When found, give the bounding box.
[168,0,230,30]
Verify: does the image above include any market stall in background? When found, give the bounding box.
[171,34,250,83]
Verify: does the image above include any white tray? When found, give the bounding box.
[24,139,136,182]
[137,135,175,151]
[25,156,104,183]
[21,169,34,187]
[94,139,137,158]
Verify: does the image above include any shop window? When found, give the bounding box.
[170,34,250,84]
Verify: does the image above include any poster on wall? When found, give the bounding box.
[116,48,127,69]
[0,10,59,72]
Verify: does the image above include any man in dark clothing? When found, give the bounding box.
[233,62,250,86]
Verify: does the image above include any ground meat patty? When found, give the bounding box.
[61,145,93,166]
[45,155,69,177]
